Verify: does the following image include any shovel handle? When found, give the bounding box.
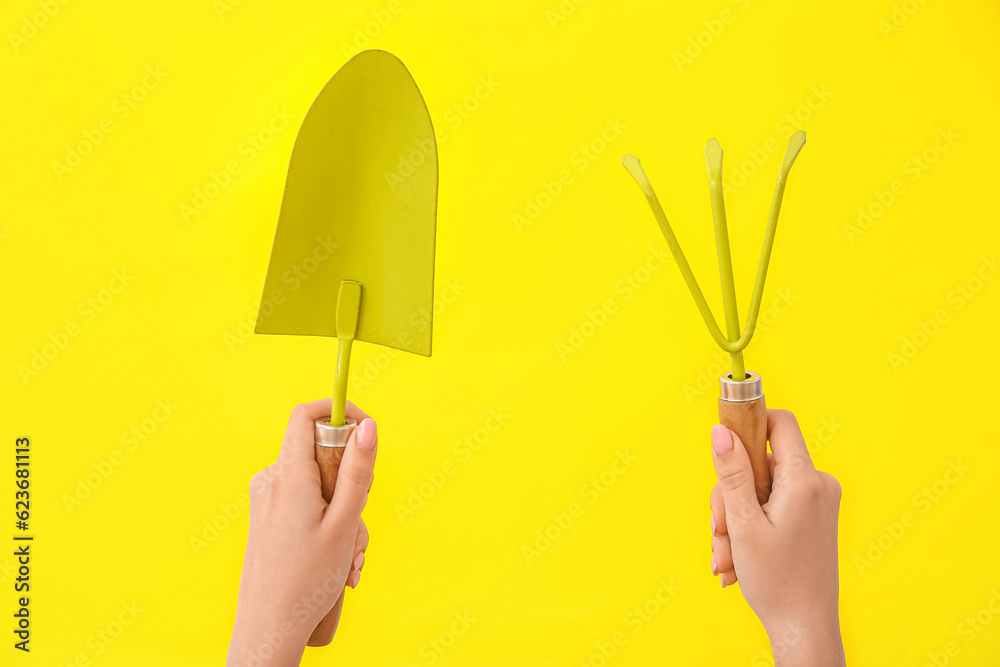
[307,419,356,647]
[718,395,771,505]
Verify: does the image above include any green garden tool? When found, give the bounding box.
[255,49,437,645]
[623,131,805,504]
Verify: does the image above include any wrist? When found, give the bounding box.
[764,613,844,667]
[228,603,311,667]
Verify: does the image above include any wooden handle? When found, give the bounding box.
[306,438,350,647]
[718,395,771,505]
[307,594,344,648]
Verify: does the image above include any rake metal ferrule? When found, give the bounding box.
[720,371,763,402]
[623,131,805,380]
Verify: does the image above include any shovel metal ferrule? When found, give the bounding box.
[316,417,357,448]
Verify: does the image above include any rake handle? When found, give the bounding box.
[718,395,771,505]
[306,422,355,647]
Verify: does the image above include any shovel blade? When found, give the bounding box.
[255,50,437,357]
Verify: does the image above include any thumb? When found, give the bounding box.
[325,418,378,529]
[710,424,764,534]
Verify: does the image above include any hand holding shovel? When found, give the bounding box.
[254,50,438,646]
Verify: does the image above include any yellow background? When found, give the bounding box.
[3,0,999,664]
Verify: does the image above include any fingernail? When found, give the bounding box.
[352,570,361,588]
[710,514,716,535]
[356,419,377,451]
[353,552,365,572]
[711,555,717,575]
[721,577,726,589]
[711,425,733,456]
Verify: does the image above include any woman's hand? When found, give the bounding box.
[227,398,378,667]
[710,409,845,667]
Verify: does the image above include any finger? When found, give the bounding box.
[353,520,370,560]
[710,484,727,536]
[348,522,368,589]
[325,418,378,528]
[818,471,843,506]
[710,424,765,535]
[720,569,738,588]
[712,534,733,574]
[351,551,365,575]
[278,398,334,464]
[345,400,374,494]
[766,409,815,471]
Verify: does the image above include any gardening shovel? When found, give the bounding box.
[255,49,437,646]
